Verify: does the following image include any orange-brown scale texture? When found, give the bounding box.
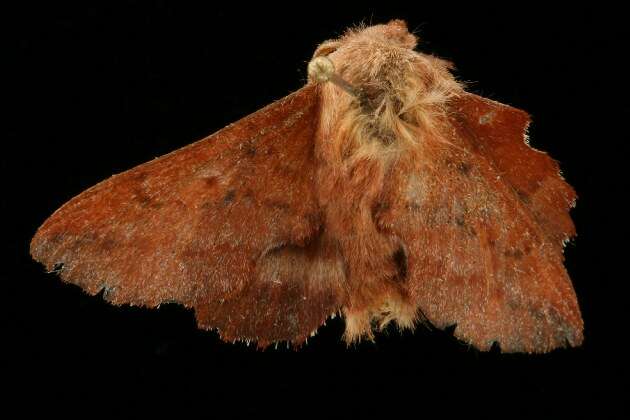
[31,20,582,352]
[32,85,346,346]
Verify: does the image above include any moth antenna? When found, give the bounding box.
[308,56,359,98]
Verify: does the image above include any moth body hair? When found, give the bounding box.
[313,20,462,340]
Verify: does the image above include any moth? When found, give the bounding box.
[31,20,583,353]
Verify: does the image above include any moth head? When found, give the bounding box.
[309,20,462,150]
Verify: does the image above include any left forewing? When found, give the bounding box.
[31,84,346,347]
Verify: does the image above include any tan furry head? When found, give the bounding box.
[313,20,462,153]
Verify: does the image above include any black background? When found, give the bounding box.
[4,2,628,418]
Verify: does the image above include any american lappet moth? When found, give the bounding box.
[30,20,583,353]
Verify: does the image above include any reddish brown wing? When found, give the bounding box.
[453,93,576,246]
[378,94,582,353]
[30,84,346,346]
